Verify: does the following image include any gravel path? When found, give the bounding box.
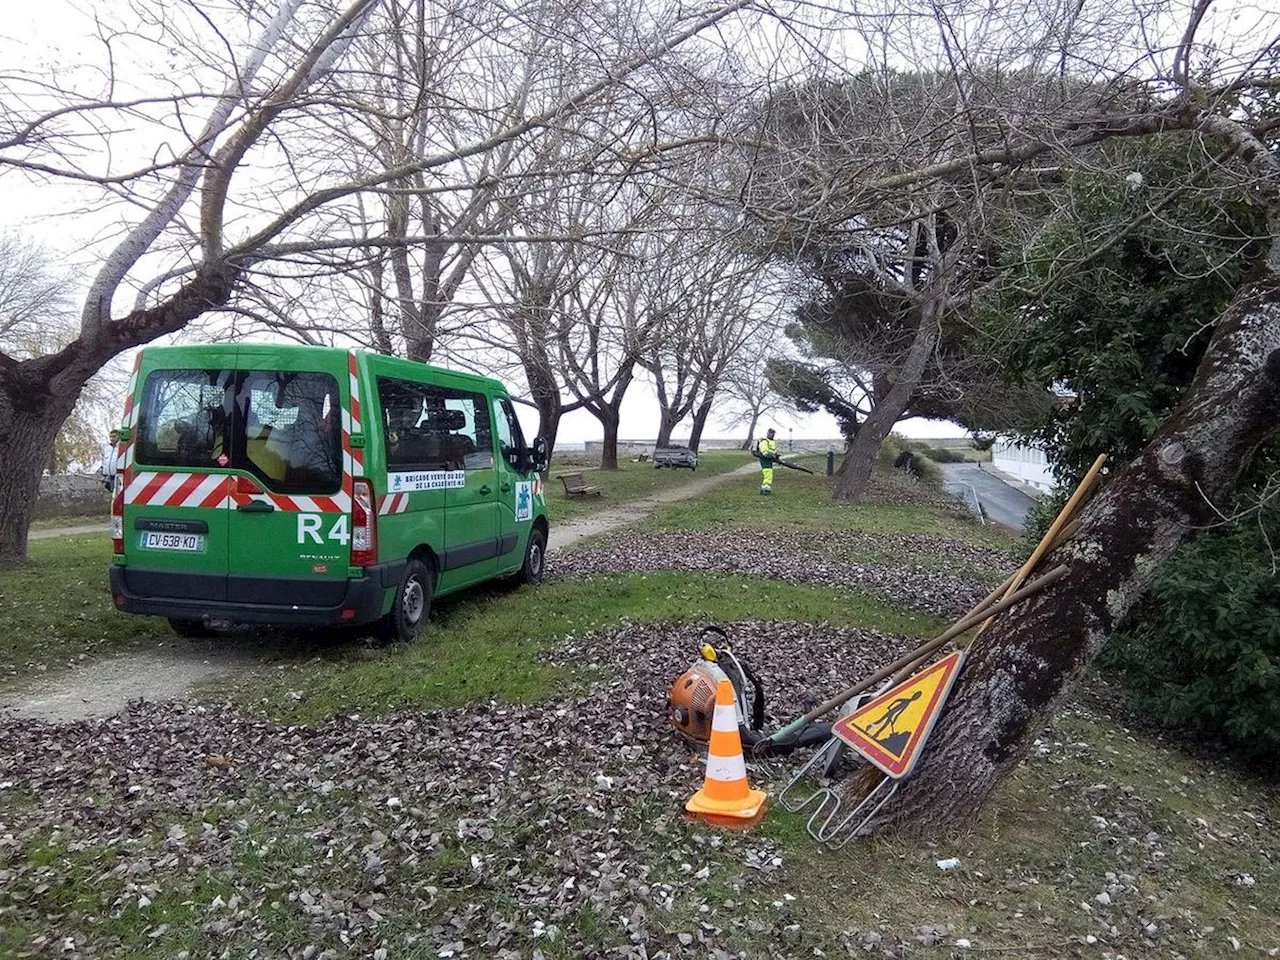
[0,650,257,723]
[547,462,757,552]
[27,522,108,541]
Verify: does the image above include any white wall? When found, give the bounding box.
[991,439,1055,492]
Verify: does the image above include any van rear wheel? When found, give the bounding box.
[167,617,213,638]
[379,557,432,643]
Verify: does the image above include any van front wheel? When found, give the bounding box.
[379,558,433,643]
[520,529,547,585]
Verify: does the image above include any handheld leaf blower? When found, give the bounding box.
[668,626,834,757]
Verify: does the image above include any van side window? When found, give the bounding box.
[378,379,495,472]
[136,369,233,468]
[494,398,526,467]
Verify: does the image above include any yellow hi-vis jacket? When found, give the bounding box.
[757,437,778,467]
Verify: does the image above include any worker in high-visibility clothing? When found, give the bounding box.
[756,428,780,495]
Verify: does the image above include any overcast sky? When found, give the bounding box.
[16,0,1272,445]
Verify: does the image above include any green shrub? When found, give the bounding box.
[1016,489,1069,560]
[891,449,943,487]
[878,435,906,469]
[1102,509,1280,763]
[917,444,968,464]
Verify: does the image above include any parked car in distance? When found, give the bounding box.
[653,445,697,470]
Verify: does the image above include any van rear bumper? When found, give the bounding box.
[108,564,398,626]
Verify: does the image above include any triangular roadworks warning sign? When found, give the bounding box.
[832,650,966,779]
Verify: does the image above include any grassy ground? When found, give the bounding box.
[722,705,1279,957]
[545,449,752,523]
[649,457,1014,550]
[240,572,946,723]
[0,536,169,686]
[5,464,1278,958]
[234,463,979,719]
[233,466,1280,956]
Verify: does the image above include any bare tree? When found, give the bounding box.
[720,335,786,450]
[0,0,767,562]
[557,224,662,470]
[0,232,108,472]
[637,235,775,449]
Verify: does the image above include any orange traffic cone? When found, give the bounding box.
[686,679,768,827]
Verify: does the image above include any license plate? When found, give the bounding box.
[139,531,205,552]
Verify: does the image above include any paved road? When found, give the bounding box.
[940,462,1037,531]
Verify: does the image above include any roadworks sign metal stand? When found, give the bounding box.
[780,651,965,848]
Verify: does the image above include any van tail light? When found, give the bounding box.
[351,479,377,567]
[111,479,124,554]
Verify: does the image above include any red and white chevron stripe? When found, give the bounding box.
[126,472,229,509]
[378,492,410,515]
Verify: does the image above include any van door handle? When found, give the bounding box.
[478,485,492,496]
[237,500,275,513]
[500,482,512,492]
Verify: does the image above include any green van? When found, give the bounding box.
[108,344,549,641]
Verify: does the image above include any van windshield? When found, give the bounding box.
[136,368,342,494]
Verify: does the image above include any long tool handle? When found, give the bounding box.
[844,516,1083,702]
[767,564,1070,741]
[980,454,1106,631]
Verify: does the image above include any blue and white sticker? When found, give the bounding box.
[515,481,533,521]
[389,470,466,492]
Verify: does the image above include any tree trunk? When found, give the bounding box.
[740,410,760,451]
[655,410,678,448]
[535,401,561,464]
[688,396,714,452]
[0,389,82,564]
[1,265,237,565]
[527,370,562,458]
[868,271,1280,833]
[598,406,622,470]
[834,306,939,501]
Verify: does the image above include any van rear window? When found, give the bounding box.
[136,369,233,469]
[135,368,342,494]
[236,371,341,493]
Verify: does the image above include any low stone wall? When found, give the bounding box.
[583,437,847,455]
[36,474,110,519]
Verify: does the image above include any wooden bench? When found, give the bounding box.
[559,472,603,498]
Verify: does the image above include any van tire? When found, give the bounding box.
[519,529,547,585]
[168,617,213,638]
[379,557,432,643]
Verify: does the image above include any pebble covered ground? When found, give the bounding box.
[550,529,1008,617]
[0,621,918,959]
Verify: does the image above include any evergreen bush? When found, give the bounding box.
[1102,508,1280,763]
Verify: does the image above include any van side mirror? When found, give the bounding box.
[530,436,550,472]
